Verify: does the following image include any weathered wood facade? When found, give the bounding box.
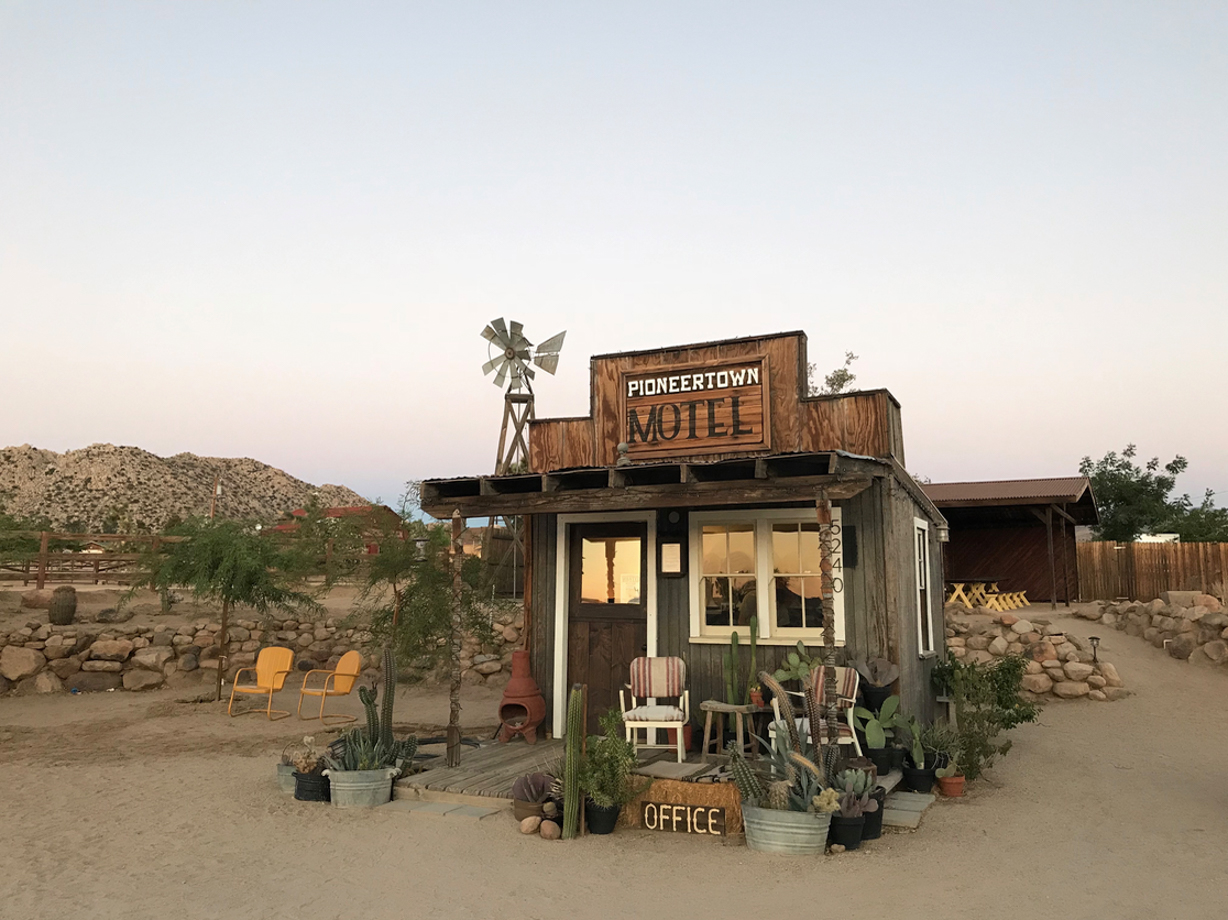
[424,331,946,737]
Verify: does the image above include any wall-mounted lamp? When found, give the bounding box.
[936,524,950,543]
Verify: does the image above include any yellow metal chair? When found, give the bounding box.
[227,646,296,720]
[297,650,363,724]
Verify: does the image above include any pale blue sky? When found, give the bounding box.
[2,2,1226,509]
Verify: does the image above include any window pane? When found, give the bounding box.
[774,577,804,628]
[704,576,732,626]
[772,524,799,574]
[731,577,757,626]
[727,525,755,574]
[800,578,825,629]
[799,523,822,574]
[580,536,641,604]
[702,527,727,575]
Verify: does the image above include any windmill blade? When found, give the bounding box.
[482,356,508,378]
[490,317,508,341]
[509,319,525,341]
[494,360,511,389]
[533,330,566,374]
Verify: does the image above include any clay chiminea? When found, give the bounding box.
[498,650,546,744]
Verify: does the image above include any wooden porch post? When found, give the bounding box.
[36,531,49,590]
[815,492,839,783]
[1046,506,1057,610]
[1060,505,1070,607]
[447,510,465,767]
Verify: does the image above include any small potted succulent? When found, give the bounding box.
[828,769,879,850]
[748,682,765,708]
[853,695,904,777]
[511,772,555,821]
[851,657,900,714]
[901,719,946,794]
[579,710,646,834]
[290,736,330,802]
[277,741,298,794]
[936,756,966,797]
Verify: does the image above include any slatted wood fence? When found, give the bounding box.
[0,533,189,588]
[1077,541,1228,601]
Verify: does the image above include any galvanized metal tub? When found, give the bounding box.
[276,763,296,794]
[742,805,831,855]
[323,768,399,809]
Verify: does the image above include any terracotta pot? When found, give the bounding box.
[750,689,764,708]
[665,724,693,750]
[513,799,545,821]
[937,774,966,797]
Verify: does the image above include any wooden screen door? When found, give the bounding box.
[567,522,648,735]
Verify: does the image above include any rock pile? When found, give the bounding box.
[0,604,527,696]
[1079,592,1227,669]
[945,608,1128,702]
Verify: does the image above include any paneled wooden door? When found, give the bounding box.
[567,523,648,735]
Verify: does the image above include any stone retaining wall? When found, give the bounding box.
[0,596,526,696]
[1075,592,1227,669]
[945,607,1128,702]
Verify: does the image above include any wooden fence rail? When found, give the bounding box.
[1077,541,1228,602]
[0,533,189,589]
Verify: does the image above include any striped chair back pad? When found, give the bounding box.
[807,665,858,705]
[629,657,687,698]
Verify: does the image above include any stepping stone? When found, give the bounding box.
[447,805,502,820]
[388,801,465,816]
[886,791,935,811]
[881,808,923,829]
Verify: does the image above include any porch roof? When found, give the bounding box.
[420,451,887,518]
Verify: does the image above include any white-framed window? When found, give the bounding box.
[688,508,845,644]
[914,517,936,656]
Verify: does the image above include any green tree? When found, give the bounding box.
[129,518,321,700]
[1167,490,1228,543]
[1079,445,1188,542]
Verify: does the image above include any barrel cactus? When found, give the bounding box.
[48,586,77,626]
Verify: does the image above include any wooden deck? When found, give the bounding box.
[399,739,566,804]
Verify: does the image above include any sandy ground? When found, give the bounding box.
[2,603,1226,920]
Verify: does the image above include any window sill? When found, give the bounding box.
[689,634,846,647]
[918,651,939,660]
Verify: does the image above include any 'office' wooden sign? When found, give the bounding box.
[640,802,727,836]
[621,358,769,460]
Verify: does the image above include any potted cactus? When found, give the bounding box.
[851,656,899,714]
[290,736,329,802]
[511,772,555,821]
[901,718,944,794]
[828,769,878,850]
[936,757,965,797]
[323,649,418,809]
[579,709,645,834]
[853,695,903,777]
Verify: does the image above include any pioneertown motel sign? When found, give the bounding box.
[622,358,769,459]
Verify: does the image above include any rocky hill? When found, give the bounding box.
[0,444,369,532]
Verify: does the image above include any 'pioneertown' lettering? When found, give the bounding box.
[621,359,769,457]
[626,366,760,399]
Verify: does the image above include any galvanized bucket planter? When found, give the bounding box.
[323,767,400,809]
[742,805,831,855]
[276,763,296,794]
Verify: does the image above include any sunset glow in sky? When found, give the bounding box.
[3,3,1226,510]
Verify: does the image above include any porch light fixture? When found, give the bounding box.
[1089,636,1100,663]
[936,524,950,543]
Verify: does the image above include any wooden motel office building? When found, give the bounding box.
[422,331,949,737]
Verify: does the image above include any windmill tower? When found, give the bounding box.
[480,319,565,598]
[481,318,566,475]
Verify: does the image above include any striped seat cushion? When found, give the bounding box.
[628,657,687,699]
[806,665,858,704]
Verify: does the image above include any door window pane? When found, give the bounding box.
[580,536,641,604]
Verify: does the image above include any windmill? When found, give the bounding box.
[481,318,566,475]
[480,318,565,600]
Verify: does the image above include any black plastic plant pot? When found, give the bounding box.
[861,684,893,714]
[828,814,865,850]
[867,747,893,777]
[889,747,907,773]
[585,801,621,835]
[293,771,330,802]
[861,788,886,840]
[902,765,937,794]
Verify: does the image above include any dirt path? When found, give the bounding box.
[2,608,1225,920]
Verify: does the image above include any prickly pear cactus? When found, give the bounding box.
[48,586,77,626]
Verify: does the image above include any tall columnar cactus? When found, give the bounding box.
[727,746,765,806]
[745,616,758,704]
[359,686,380,742]
[380,647,397,749]
[563,684,584,839]
[724,631,740,704]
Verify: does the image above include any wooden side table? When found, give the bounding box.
[700,700,765,763]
